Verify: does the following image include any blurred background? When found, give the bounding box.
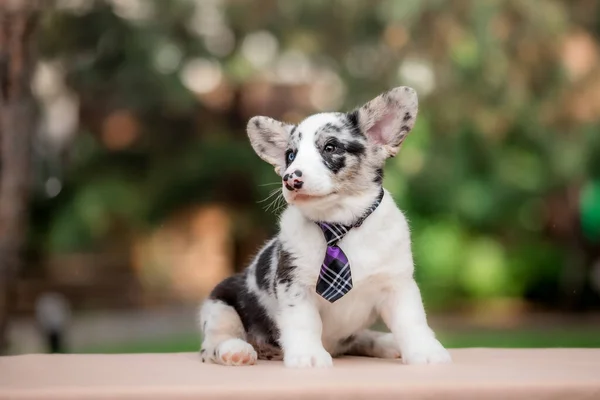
[1,0,600,355]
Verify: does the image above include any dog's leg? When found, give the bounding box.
[198,299,257,366]
[343,330,401,359]
[379,278,452,365]
[277,284,332,368]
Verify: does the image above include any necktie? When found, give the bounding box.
[315,189,384,303]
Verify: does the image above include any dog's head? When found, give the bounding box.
[247,86,418,221]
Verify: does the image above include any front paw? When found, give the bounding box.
[401,337,452,365]
[284,346,333,368]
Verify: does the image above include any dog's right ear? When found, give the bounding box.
[247,116,294,174]
[355,86,418,158]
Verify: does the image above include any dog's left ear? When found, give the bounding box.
[353,86,418,158]
[247,116,294,174]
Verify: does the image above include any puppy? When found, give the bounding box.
[199,86,451,367]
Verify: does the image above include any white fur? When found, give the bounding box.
[200,86,451,367]
[276,189,451,366]
[199,300,258,365]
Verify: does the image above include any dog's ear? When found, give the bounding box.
[353,86,418,158]
[247,116,294,174]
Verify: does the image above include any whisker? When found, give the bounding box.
[259,182,282,187]
[273,203,286,215]
[265,191,286,214]
[272,194,287,215]
[264,192,280,211]
[257,188,281,203]
[256,184,288,214]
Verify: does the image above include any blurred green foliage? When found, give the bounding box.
[27,0,600,310]
[79,326,600,354]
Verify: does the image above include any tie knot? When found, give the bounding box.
[317,222,351,246]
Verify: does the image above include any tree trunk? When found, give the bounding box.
[0,1,39,354]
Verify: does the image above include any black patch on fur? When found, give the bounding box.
[384,91,393,104]
[320,138,348,173]
[322,154,346,174]
[270,242,282,295]
[345,140,366,156]
[403,112,411,122]
[253,119,261,128]
[390,125,410,147]
[323,122,342,134]
[255,241,275,292]
[374,168,384,184]
[209,276,240,306]
[276,248,296,285]
[345,335,376,357]
[346,111,362,138]
[209,274,280,348]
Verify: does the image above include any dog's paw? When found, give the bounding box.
[372,333,401,359]
[400,337,452,365]
[205,338,257,366]
[284,346,333,368]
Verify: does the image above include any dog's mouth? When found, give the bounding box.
[291,192,334,203]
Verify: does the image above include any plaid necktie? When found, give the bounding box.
[315,189,384,303]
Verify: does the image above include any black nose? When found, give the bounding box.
[283,169,304,191]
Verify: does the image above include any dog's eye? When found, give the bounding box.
[286,151,295,162]
[324,144,336,153]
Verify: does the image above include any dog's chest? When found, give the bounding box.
[277,202,412,350]
[286,216,405,288]
[313,232,402,351]
[316,274,387,350]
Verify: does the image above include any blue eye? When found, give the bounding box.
[286,151,295,163]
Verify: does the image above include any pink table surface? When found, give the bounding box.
[2,348,600,400]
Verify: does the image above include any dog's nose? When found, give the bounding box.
[283,169,304,191]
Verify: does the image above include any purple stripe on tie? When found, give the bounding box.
[319,222,331,231]
[323,245,348,267]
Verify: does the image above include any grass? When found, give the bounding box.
[80,334,201,354]
[439,329,600,348]
[78,327,600,354]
